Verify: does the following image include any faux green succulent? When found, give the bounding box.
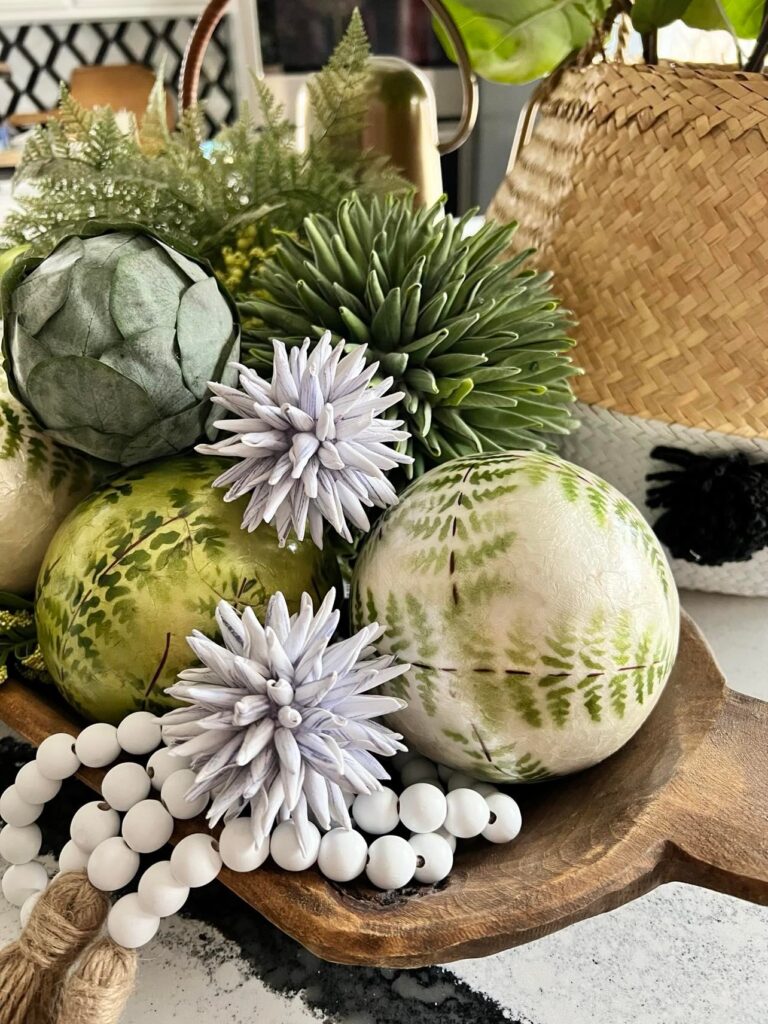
[243,196,579,475]
[2,226,239,466]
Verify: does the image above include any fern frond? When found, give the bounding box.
[138,70,171,156]
[307,6,370,165]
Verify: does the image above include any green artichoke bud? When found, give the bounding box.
[243,195,580,476]
[2,228,240,466]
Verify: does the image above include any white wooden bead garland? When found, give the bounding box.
[1,714,526,958]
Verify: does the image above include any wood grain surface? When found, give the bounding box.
[1,611,766,967]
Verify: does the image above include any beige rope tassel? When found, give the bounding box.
[0,871,109,1024]
[56,937,138,1024]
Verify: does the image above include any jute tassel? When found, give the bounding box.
[56,937,137,1024]
[0,871,109,1024]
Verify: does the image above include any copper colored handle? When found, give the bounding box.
[179,0,478,153]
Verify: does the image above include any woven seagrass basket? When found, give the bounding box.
[490,59,768,596]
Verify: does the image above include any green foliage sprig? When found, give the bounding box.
[1,10,408,298]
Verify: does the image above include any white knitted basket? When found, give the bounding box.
[560,403,768,596]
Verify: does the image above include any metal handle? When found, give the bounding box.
[178,0,479,154]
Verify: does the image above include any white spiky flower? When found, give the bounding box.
[161,588,409,851]
[196,332,413,547]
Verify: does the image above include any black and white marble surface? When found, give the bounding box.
[1,589,767,1023]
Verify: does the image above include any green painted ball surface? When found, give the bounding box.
[36,455,339,724]
[351,451,680,782]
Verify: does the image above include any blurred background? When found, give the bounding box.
[0,0,742,220]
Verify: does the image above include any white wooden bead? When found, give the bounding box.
[20,890,43,928]
[0,786,43,827]
[444,789,491,839]
[400,757,439,787]
[36,733,80,781]
[160,770,208,820]
[2,861,48,907]
[434,826,457,853]
[117,712,162,756]
[107,893,160,949]
[138,860,190,917]
[146,747,192,791]
[87,837,140,892]
[390,749,417,771]
[398,783,447,834]
[482,793,522,844]
[219,818,269,873]
[15,762,61,804]
[317,828,368,883]
[352,788,399,835]
[170,833,222,887]
[365,835,417,890]
[473,782,499,798]
[70,801,121,853]
[408,832,454,884]
[447,771,478,792]
[269,821,320,872]
[75,723,121,768]
[122,800,174,854]
[58,839,90,873]
[0,824,42,865]
[101,762,151,812]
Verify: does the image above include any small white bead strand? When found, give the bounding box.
[482,793,522,844]
[70,801,121,853]
[444,789,491,839]
[75,723,121,768]
[122,800,174,854]
[101,762,151,812]
[107,892,160,949]
[317,827,368,883]
[36,733,80,781]
[146,747,192,791]
[14,762,61,804]
[160,769,209,820]
[219,818,269,873]
[1,861,48,907]
[408,832,454,884]
[352,788,399,835]
[87,837,141,892]
[58,839,90,873]
[365,835,417,890]
[398,783,447,834]
[170,834,222,888]
[0,823,42,865]
[269,821,320,872]
[137,861,190,917]
[117,712,162,756]
[0,786,43,827]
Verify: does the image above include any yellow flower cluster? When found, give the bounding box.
[215,224,296,298]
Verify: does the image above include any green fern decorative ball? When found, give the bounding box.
[351,451,679,781]
[245,196,580,475]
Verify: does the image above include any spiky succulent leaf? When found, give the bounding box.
[243,196,580,475]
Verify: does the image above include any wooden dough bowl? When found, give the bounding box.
[1,611,766,968]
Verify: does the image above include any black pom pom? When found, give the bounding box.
[647,446,768,566]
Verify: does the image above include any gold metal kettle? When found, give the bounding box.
[296,0,478,205]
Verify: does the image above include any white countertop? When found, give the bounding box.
[1,589,766,1023]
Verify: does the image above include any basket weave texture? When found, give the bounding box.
[489,61,768,441]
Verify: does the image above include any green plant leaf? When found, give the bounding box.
[434,0,612,84]
[632,0,690,33]
[683,0,762,36]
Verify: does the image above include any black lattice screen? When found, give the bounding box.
[0,18,235,133]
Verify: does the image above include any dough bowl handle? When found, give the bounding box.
[663,687,768,903]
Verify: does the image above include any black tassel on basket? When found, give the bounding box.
[647,446,768,566]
